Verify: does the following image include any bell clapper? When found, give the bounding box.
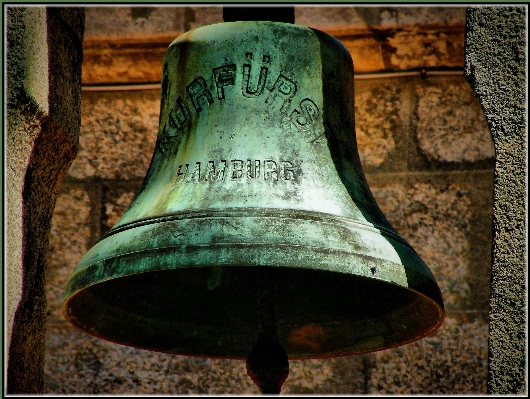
[246,268,289,395]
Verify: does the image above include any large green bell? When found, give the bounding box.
[63,20,444,366]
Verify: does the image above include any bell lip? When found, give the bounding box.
[64,241,444,308]
[61,316,446,362]
[62,266,445,360]
[64,209,444,356]
[69,209,441,299]
[65,208,444,310]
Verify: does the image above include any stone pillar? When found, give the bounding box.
[6,6,84,393]
[464,6,526,394]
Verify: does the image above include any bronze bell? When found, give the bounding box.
[63,14,444,393]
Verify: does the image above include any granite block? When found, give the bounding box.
[46,185,92,325]
[386,27,465,70]
[44,325,259,394]
[284,356,369,394]
[68,90,159,180]
[188,6,223,30]
[295,6,367,28]
[84,7,186,37]
[354,79,410,172]
[45,325,372,394]
[378,7,465,27]
[368,316,488,394]
[295,6,465,29]
[414,76,494,164]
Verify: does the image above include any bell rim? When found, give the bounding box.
[64,238,444,311]
[66,208,444,309]
[62,263,445,360]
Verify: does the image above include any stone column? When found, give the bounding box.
[6,6,84,393]
[464,6,526,394]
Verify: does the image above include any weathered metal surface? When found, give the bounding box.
[63,21,444,360]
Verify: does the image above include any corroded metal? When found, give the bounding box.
[63,21,444,360]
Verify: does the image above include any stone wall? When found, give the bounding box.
[465,6,526,394]
[6,6,84,393]
[44,6,495,394]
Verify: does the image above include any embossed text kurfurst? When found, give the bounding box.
[158,51,324,155]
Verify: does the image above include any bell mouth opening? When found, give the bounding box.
[63,265,444,360]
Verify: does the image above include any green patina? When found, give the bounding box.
[63,21,444,361]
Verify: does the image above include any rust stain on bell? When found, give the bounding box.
[63,20,444,361]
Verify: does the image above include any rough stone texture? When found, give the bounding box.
[103,188,137,229]
[296,6,367,28]
[44,325,258,394]
[386,26,465,71]
[344,36,386,73]
[354,79,408,172]
[372,182,473,310]
[284,356,370,394]
[84,6,466,36]
[378,7,465,27]
[354,75,494,174]
[5,7,47,349]
[368,316,488,394]
[81,6,467,85]
[367,170,494,312]
[46,186,92,326]
[44,325,371,394]
[68,90,159,180]
[101,182,142,234]
[187,6,223,30]
[464,6,527,394]
[83,27,466,84]
[47,8,84,137]
[18,7,49,111]
[82,7,208,84]
[296,6,465,28]
[6,96,45,353]
[416,77,494,163]
[81,36,171,85]
[7,91,79,395]
[83,6,223,38]
[6,6,84,394]
[84,6,188,37]
[297,7,466,73]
